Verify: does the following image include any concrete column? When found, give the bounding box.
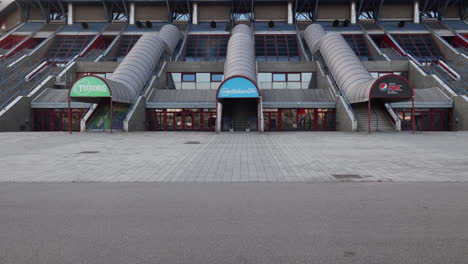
[287,1,293,24]
[192,2,198,25]
[414,1,420,24]
[216,102,222,133]
[129,2,135,25]
[258,98,264,132]
[351,1,356,24]
[67,2,73,25]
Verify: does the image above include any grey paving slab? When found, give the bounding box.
[0,132,467,182]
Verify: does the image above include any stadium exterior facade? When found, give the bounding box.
[0,0,467,133]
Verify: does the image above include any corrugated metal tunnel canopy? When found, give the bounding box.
[106,24,181,103]
[303,24,412,104]
[223,24,257,83]
[72,24,181,104]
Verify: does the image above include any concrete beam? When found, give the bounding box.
[351,1,356,24]
[129,2,135,25]
[414,1,420,24]
[192,2,198,25]
[67,3,73,25]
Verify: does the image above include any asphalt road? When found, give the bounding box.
[1,182,468,264]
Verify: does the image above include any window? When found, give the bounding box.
[255,35,301,61]
[342,34,371,58]
[77,72,112,79]
[393,34,442,61]
[287,73,301,82]
[211,73,223,82]
[183,35,229,62]
[272,73,301,82]
[370,72,408,79]
[182,73,196,82]
[273,73,286,82]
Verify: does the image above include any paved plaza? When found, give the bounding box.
[0,131,467,182]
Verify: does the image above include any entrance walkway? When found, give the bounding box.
[0,132,467,182]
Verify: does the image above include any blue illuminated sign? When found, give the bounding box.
[217,77,259,98]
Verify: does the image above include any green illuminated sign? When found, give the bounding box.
[70,76,111,97]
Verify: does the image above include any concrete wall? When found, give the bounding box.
[29,34,56,62]
[363,34,385,59]
[198,5,230,22]
[166,61,224,73]
[0,75,54,132]
[258,61,316,73]
[380,4,413,20]
[408,62,468,131]
[453,96,468,131]
[408,61,444,90]
[431,34,459,61]
[102,35,122,59]
[255,5,287,21]
[74,5,107,22]
[445,6,461,19]
[362,60,409,73]
[166,61,317,73]
[135,5,168,22]
[315,63,330,89]
[335,96,355,132]
[317,4,350,21]
[124,96,147,131]
[61,62,78,87]
[76,61,120,72]
[28,8,45,22]
[1,7,22,33]
[0,96,32,131]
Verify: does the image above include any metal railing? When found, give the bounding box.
[315,52,357,122]
[0,56,42,83]
[0,62,55,110]
[123,54,168,123]
[422,60,468,95]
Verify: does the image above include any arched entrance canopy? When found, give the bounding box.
[68,75,114,133]
[367,74,415,133]
[217,75,260,99]
[369,74,414,100]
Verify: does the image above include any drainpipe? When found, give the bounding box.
[67,3,73,25]
[192,2,198,25]
[129,2,135,25]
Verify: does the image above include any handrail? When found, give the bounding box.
[173,23,191,61]
[316,52,357,122]
[78,23,111,57]
[0,23,25,42]
[372,105,379,131]
[295,23,311,61]
[28,24,65,57]
[123,54,167,122]
[4,41,36,63]
[385,103,401,131]
[0,57,46,85]
[363,31,391,61]
[95,23,128,62]
[3,23,49,58]
[425,61,467,95]
[0,63,54,110]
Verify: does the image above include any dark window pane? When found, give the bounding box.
[182,73,196,82]
[211,74,223,82]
